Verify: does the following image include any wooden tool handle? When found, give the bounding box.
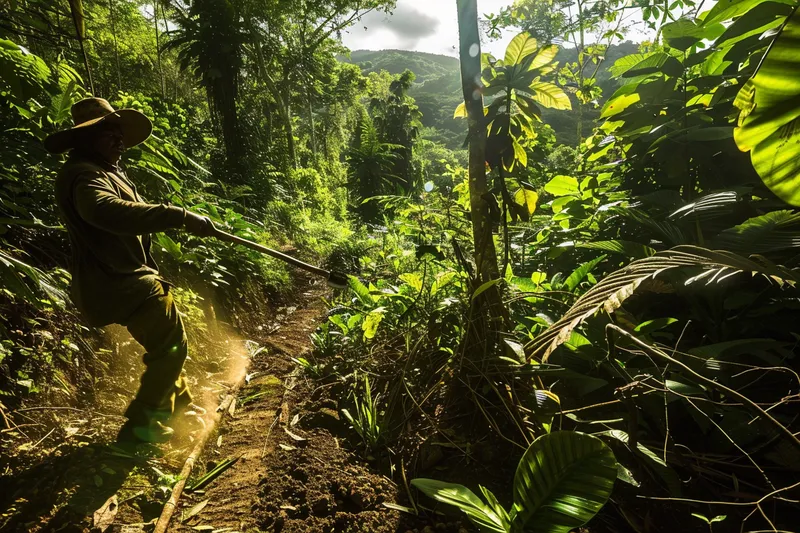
[212,229,330,279]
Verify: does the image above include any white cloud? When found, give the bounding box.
[342,0,514,57]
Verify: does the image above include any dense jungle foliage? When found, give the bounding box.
[2,0,800,531]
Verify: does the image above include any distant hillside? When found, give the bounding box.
[346,49,459,82]
[344,42,640,148]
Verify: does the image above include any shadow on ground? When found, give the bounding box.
[0,442,160,531]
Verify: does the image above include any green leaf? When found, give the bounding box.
[362,308,386,340]
[512,431,617,532]
[608,53,652,77]
[514,188,538,215]
[399,273,423,292]
[544,175,579,196]
[662,18,725,51]
[411,479,508,533]
[526,246,797,360]
[600,93,640,118]
[577,240,656,258]
[529,44,558,71]
[564,255,606,292]
[734,7,800,205]
[705,0,794,26]
[529,81,572,110]
[712,210,800,253]
[348,275,374,304]
[621,52,684,78]
[505,32,539,66]
[472,278,502,302]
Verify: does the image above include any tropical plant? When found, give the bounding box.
[412,431,618,533]
[341,374,383,453]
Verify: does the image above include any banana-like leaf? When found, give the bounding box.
[513,431,617,532]
[410,479,509,533]
[734,6,800,205]
[525,246,798,360]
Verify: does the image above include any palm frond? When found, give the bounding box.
[525,245,798,361]
[712,210,800,254]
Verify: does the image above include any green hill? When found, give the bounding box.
[344,43,640,149]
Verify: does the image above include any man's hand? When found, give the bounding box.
[183,211,216,237]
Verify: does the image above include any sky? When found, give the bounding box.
[340,0,664,57]
[340,0,518,58]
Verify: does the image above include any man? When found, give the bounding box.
[45,97,214,447]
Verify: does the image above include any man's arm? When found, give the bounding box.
[73,171,186,235]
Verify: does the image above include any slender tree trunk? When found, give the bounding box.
[108,0,122,92]
[456,0,502,286]
[68,0,95,95]
[306,87,317,163]
[153,2,165,98]
[285,101,298,169]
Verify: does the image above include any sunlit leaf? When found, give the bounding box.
[514,188,538,215]
[600,93,640,118]
[544,175,579,196]
[529,81,572,110]
[512,432,617,532]
[504,32,539,66]
[734,7,800,205]
[411,479,508,533]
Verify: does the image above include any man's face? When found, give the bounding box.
[90,121,125,162]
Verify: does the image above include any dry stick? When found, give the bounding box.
[153,389,239,533]
[607,324,800,452]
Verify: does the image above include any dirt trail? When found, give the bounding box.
[0,281,468,533]
[168,286,442,533]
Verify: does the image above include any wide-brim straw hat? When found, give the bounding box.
[44,97,153,154]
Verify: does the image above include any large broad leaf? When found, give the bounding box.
[662,18,725,51]
[712,210,800,252]
[704,0,796,26]
[514,188,539,216]
[600,93,640,118]
[734,7,800,205]
[525,246,798,360]
[513,431,617,533]
[621,52,684,78]
[410,479,509,533]
[529,81,572,110]
[608,53,652,77]
[529,44,558,71]
[544,175,579,196]
[505,32,539,66]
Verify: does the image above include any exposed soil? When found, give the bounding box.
[171,284,471,533]
[0,278,471,533]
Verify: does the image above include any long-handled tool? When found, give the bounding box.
[212,229,348,289]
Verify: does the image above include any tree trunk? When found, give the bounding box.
[108,0,122,92]
[153,2,165,98]
[306,88,317,164]
[456,0,502,286]
[285,101,298,170]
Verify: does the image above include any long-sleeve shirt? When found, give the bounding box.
[55,152,186,326]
